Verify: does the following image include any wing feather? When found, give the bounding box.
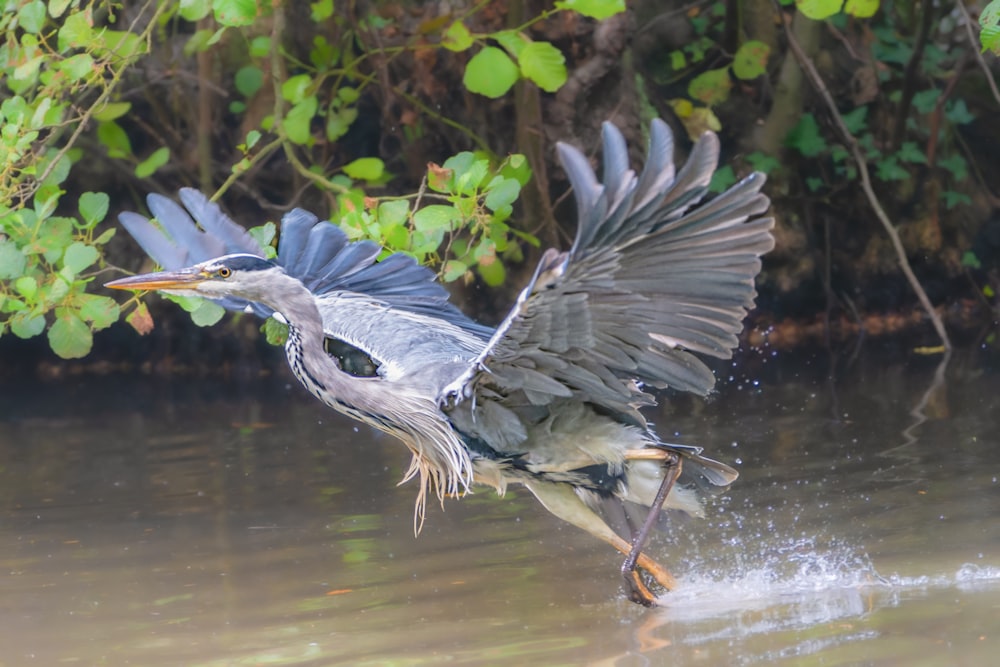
[444,119,774,436]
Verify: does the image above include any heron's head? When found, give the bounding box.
[106,253,287,303]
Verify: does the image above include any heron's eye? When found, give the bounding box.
[217,267,232,278]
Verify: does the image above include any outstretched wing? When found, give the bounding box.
[443,119,774,429]
[119,188,491,337]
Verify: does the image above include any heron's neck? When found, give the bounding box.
[273,280,384,419]
[268,275,474,527]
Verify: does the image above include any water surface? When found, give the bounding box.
[2,345,998,665]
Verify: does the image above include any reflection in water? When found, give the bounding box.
[2,346,1000,665]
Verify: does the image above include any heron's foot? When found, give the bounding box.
[623,568,657,607]
[621,552,678,606]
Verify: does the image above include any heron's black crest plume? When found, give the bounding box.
[215,254,277,273]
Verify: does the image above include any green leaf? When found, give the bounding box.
[554,0,626,20]
[377,199,410,227]
[443,21,474,52]
[944,191,972,209]
[518,42,567,92]
[184,29,214,56]
[805,176,825,192]
[245,130,262,150]
[179,0,211,21]
[58,10,92,50]
[281,74,313,103]
[493,30,528,59]
[842,106,869,134]
[911,89,938,114]
[93,102,132,122]
[326,106,358,142]
[343,157,385,181]
[249,36,271,58]
[33,217,75,262]
[18,1,47,34]
[310,35,340,69]
[248,222,276,256]
[58,53,95,81]
[796,0,844,20]
[457,159,490,195]
[78,294,120,330]
[94,228,116,246]
[34,185,62,222]
[875,155,908,181]
[961,251,982,269]
[263,317,288,346]
[0,240,27,280]
[311,0,334,21]
[896,142,927,165]
[49,310,92,359]
[235,65,264,97]
[500,154,532,186]
[97,121,132,158]
[939,154,968,180]
[15,276,38,300]
[10,311,45,339]
[49,267,74,303]
[745,151,781,174]
[442,260,468,282]
[732,41,770,80]
[381,222,409,250]
[844,0,878,18]
[1,297,27,314]
[190,299,226,326]
[476,257,506,286]
[413,205,459,232]
[63,242,99,274]
[784,114,827,157]
[213,0,258,27]
[709,165,737,193]
[463,47,519,99]
[78,192,109,227]
[49,0,72,18]
[688,68,732,106]
[484,177,521,211]
[284,96,318,144]
[135,147,171,179]
[945,99,975,125]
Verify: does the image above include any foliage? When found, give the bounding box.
[1,1,158,357]
[0,0,624,356]
[981,1,1000,54]
[658,2,772,140]
[779,12,976,209]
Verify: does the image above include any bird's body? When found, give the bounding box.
[108,119,774,605]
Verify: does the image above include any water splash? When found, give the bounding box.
[649,534,1000,639]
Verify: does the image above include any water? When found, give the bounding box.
[2,346,999,665]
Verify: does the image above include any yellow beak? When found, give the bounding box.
[105,268,208,292]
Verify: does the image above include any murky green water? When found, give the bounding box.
[2,346,998,665]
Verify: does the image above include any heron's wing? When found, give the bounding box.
[445,119,774,428]
[119,188,492,338]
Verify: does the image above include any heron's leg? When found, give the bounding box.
[522,480,677,605]
[619,452,682,606]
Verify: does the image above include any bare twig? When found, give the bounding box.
[775,5,952,351]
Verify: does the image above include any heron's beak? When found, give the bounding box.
[105,268,208,292]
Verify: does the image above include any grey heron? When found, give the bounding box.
[107,119,774,605]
